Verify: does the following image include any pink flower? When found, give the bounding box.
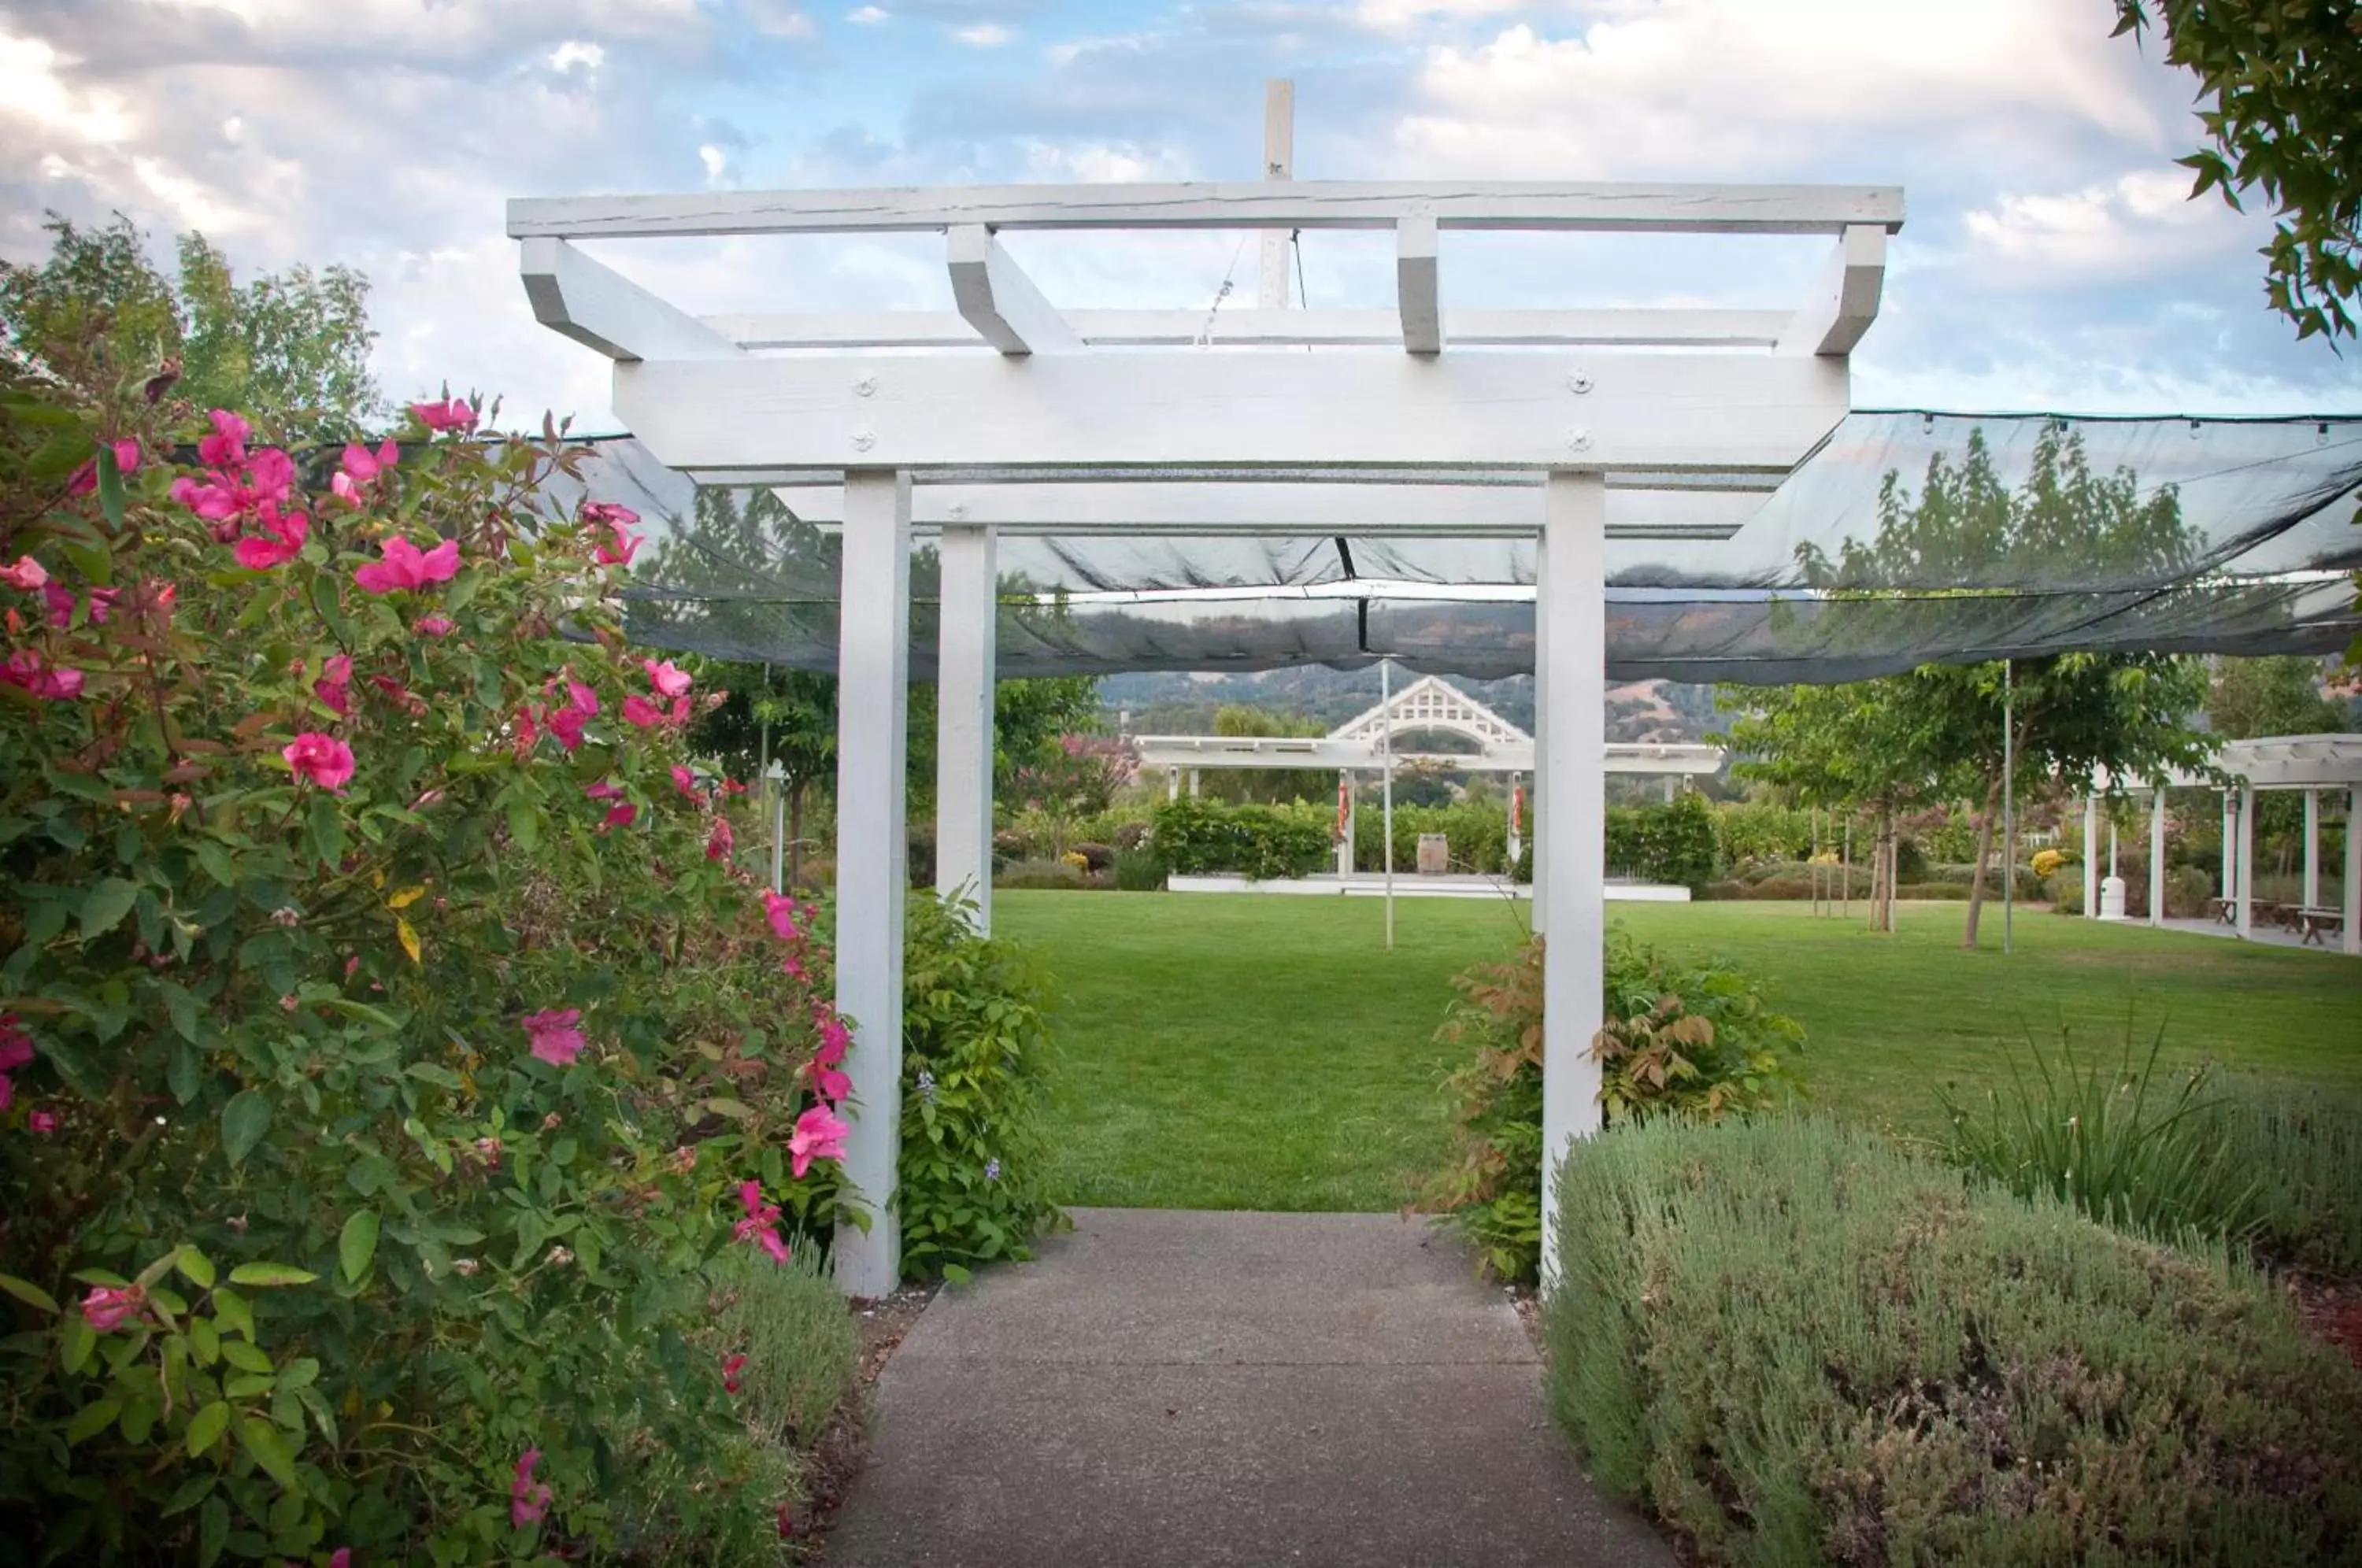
[734,1181,790,1264]
[789,1105,851,1178]
[763,890,801,943]
[805,1057,850,1104]
[509,1448,553,1529]
[197,409,250,469]
[583,502,643,566]
[583,780,624,801]
[599,802,638,832]
[521,1008,585,1067]
[643,659,692,698]
[80,1285,143,1333]
[415,614,455,638]
[3,1015,36,1073]
[28,1111,56,1135]
[621,693,663,729]
[410,398,478,434]
[342,439,398,483]
[0,1076,12,1111]
[672,764,699,797]
[513,706,540,756]
[112,438,141,474]
[235,505,309,571]
[41,582,117,630]
[0,557,46,590]
[330,1551,351,1568]
[313,653,354,716]
[282,732,357,793]
[706,815,735,862]
[354,534,461,594]
[2,649,83,701]
[722,1353,747,1394]
[814,1012,850,1068]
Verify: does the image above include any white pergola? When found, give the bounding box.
[1134,674,1721,875]
[2090,734,2361,953]
[510,159,1900,1292]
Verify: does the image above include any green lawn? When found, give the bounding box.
[994,890,2362,1212]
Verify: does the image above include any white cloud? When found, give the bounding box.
[745,0,818,38]
[548,39,606,74]
[846,5,890,22]
[1355,0,1524,35]
[698,143,728,182]
[0,31,138,146]
[953,22,1013,46]
[1961,168,2242,283]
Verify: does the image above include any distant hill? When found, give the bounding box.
[1098,670,1729,744]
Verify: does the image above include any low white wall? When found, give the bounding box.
[1164,874,1692,903]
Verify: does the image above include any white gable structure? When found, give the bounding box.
[509,165,1901,1292]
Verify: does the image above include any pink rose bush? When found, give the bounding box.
[0,376,854,1558]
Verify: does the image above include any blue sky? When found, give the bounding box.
[3,0,2356,428]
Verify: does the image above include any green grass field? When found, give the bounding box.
[994,890,2362,1212]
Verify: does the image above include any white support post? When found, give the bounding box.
[934,523,998,932]
[832,470,912,1298]
[2236,783,2256,941]
[1338,771,1356,877]
[2222,791,2236,909]
[2082,793,2100,919]
[2149,787,2166,927]
[946,225,1080,356]
[2345,787,2360,956]
[1259,80,1294,309]
[1397,216,1442,355]
[1529,537,1548,935]
[2303,789,2321,910]
[1168,767,1180,803]
[1506,770,1523,873]
[1538,471,1605,1289]
[1188,768,1201,798]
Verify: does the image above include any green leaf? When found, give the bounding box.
[210,1286,254,1341]
[276,1357,320,1392]
[238,1415,298,1489]
[79,877,140,941]
[0,1272,59,1314]
[218,1339,272,1374]
[94,442,127,527]
[176,1248,217,1290]
[339,1211,380,1285]
[224,1371,273,1400]
[165,983,203,1045]
[220,1091,272,1168]
[186,1400,231,1457]
[168,1040,202,1105]
[57,1313,94,1375]
[307,794,346,871]
[198,1495,230,1568]
[402,1062,462,1090]
[225,1263,316,1289]
[66,1397,121,1445]
[161,1472,217,1517]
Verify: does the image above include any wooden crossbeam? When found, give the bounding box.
[509,180,1906,239]
[945,225,1081,355]
[518,238,742,363]
[1397,216,1442,355]
[702,307,1792,350]
[1778,224,1886,357]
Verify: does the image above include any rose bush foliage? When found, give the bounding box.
[0,373,859,1561]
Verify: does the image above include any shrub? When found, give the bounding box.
[2166,863,2216,915]
[1548,1118,2362,1566]
[898,894,1064,1281]
[1068,841,1115,873]
[1605,792,1717,889]
[1709,801,1813,868]
[706,1242,857,1447]
[994,856,1085,889]
[1153,797,1331,880]
[1936,1026,2264,1250]
[1112,820,1150,852]
[1416,931,1803,1282]
[1112,849,1166,891]
[2195,1075,2362,1278]
[2030,846,2066,879]
[0,390,850,1559]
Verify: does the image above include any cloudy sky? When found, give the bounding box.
[4,0,2355,431]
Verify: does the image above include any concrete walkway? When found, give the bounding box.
[822,1208,1674,1567]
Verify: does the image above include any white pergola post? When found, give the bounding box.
[2221,790,2237,908]
[832,470,912,1297]
[2236,782,2256,941]
[1538,472,1605,1287]
[2345,786,2360,956]
[1505,769,1523,872]
[934,523,998,933]
[1337,771,1356,876]
[1529,536,1549,936]
[1188,768,1201,798]
[2082,793,2101,919]
[2148,787,2166,927]
[1167,767,1180,802]
[2303,789,2320,909]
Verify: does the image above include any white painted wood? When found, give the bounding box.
[946,225,1081,357]
[1338,770,1356,876]
[1397,216,1442,355]
[2236,783,2256,940]
[2149,787,2166,927]
[2345,786,2360,956]
[2082,794,2101,920]
[2105,735,2362,793]
[2221,792,2235,912]
[1777,224,1886,357]
[1505,771,1523,871]
[510,181,1906,239]
[832,470,912,1298]
[613,351,1851,473]
[1188,768,1200,797]
[1530,530,1547,938]
[770,479,1768,539]
[1538,471,1605,1289]
[935,523,998,933]
[1131,734,1718,775]
[2303,789,2320,909]
[706,307,1793,350]
[1260,80,1294,311]
[518,237,742,363]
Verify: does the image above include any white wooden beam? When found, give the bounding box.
[946,225,1081,356]
[2236,783,2256,940]
[1777,224,1886,357]
[1259,80,1294,310]
[510,181,1906,239]
[2345,786,2360,956]
[2082,793,2100,920]
[1397,216,1442,356]
[613,350,1850,473]
[2149,787,2166,927]
[2303,788,2321,909]
[704,307,1793,350]
[832,469,912,1297]
[1537,470,1606,1288]
[935,523,998,933]
[517,237,743,363]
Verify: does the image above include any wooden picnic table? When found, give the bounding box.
[2299,907,2345,947]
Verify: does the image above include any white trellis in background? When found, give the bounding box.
[509,169,1903,1293]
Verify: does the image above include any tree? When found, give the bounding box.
[1201,704,1331,804]
[2208,654,2349,740]
[0,213,380,438]
[2114,2,2362,343]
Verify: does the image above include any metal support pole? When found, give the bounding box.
[1381,659,1395,950]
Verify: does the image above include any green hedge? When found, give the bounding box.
[1547,1119,2362,1566]
[1606,792,1716,889]
[1151,797,1333,880]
